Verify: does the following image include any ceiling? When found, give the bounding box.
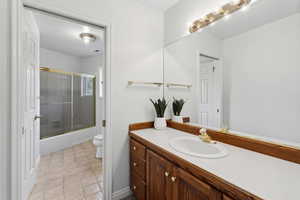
[206,0,300,39]
[33,0,300,56]
[33,12,105,57]
[142,0,179,11]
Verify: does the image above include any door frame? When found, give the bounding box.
[10,1,113,200]
[196,51,223,129]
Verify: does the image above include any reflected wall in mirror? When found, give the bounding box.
[164,0,300,146]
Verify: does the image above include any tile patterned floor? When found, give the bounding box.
[28,141,103,200]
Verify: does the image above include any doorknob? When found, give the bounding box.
[34,115,42,120]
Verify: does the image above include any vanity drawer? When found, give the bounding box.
[131,173,146,200]
[130,139,146,160]
[131,155,146,180]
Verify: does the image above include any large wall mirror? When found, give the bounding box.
[163,0,300,147]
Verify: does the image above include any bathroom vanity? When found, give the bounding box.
[129,121,300,200]
[127,1,300,199]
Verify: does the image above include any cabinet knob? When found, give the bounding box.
[133,185,137,190]
[133,146,136,151]
[133,162,137,167]
[171,176,176,182]
[165,172,169,177]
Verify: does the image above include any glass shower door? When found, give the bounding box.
[73,74,96,130]
[40,71,72,139]
[40,69,96,139]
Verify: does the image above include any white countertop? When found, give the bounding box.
[131,128,300,200]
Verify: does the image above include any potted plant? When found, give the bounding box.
[150,98,168,129]
[172,98,186,123]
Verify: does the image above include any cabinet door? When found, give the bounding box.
[173,167,221,200]
[147,150,173,200]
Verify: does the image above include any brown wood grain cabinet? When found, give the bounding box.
[173,167,222,200]
[147,150,174,200]
[130,138,255,200]
[222,195,234,200]
[130,139,146,200]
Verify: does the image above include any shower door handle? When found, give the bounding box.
[34,115,42,121]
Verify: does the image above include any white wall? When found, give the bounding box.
[24,0,164,195]
[223,13,300,144]
[0,0,10,199]
[164,31,222,121]
[40,48,82,72]
[110,0,164,192]
[80,55,104,136]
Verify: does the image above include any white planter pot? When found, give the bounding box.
[172,115,183,123]
[154,117,167,129]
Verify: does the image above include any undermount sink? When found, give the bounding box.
[169,137,228,159]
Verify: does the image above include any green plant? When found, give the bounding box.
[172,98,186,116]
[150,98,168,118]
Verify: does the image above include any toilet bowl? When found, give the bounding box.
[93,134,104,158]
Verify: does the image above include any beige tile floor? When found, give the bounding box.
[28,141,103,200]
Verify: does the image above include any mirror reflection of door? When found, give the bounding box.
[198,54,221,128]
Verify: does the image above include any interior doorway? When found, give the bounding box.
[198,54,222,129]
[19,6,108,200]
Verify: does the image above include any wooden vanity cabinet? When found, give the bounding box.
[147,149,221,200]
[130,139,146,200]
[222,195,234,200]
[130,138,241,200]
[173,167,221,200]
[147,150,174,200]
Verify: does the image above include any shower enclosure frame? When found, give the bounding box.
[40,67,97,139]
[10,1,113,200]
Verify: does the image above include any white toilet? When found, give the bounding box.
[93,134,104,158]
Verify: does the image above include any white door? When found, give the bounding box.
[21,9,40,199]
[198,59,221,128]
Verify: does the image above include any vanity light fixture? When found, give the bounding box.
[80,33,97,44]
[189,0,252,33]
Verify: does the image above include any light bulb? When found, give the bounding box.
[79,33,96,44]
[83,36,91,44]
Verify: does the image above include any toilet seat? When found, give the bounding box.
[94,134,103,141]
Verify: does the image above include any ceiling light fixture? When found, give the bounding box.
[189,0,253,33]
[80,33,96,44]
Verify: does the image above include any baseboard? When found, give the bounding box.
[112,186,132,200]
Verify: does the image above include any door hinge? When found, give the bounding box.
[102,120,106,127]
[217,108,220,113]
[213,66,216,72]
